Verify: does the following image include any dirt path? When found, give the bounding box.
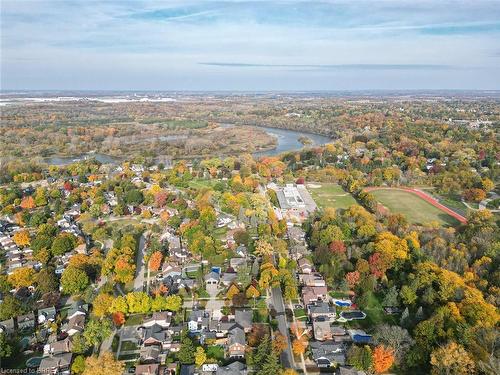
[365,187,467,224]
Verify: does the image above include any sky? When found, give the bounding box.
[1,0,500,91]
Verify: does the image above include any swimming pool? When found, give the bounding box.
[333,299,352,307]
[26,356,43,368]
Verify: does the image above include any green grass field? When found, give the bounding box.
[188,179,218,189]
[307,183,358,210]
[371,189,459,226]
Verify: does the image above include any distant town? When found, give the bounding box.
[0,92,498,375]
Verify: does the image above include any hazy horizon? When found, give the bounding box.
[2,0,500,91]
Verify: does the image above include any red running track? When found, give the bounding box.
[364,187,467,224]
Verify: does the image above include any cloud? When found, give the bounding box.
[199,62,454,70]
[1,0,500,90]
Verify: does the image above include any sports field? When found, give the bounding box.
[371,189,460,226]
[307,183,358,210]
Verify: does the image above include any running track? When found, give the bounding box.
[364,187,467,224]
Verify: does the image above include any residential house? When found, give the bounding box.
[188,310,210,333]
[204,271,220,286]
[313,317,333,341]
[234,309,253,333]
[139,345,161,363]
[297,258,313,274]
[66,302,88,320]
[220,272,237,287]
[208,319,235,338]
[140,324,171,349]
[302,286,328,306]
[229,258,246,271]
[299,273,326,287]
[308,302,336,322]
[38,306,57,324]
[136,364,160,375]
[216,361,248,375]
[45,337,73,355]
[17,313,36,330]
[310,341,346,368]
[38,353,73,374]
[161,264,182,279]
[143,312,171,329]
[61,315,85,336]
[180,364,195,375]
[226,325,246,359]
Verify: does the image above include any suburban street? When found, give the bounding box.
[271,286,294,369]
[133,231,149,291]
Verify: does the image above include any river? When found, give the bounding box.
[45,125,331,165]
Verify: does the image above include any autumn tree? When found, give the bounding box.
[463,188,486,203]
[430,342,476,375]
[292,339,306,355]
[273,332,288,354]
[7,267,35,288]
[112,312,125,326]
[20,196,35,209]
[92,293,114,318]
[373,324,413,362]
[255,239,274,257]
[148,251,163,271]
[372,345,395,374]
[83,352,124,375]
[13,229,30,247]
[194,346,207,368]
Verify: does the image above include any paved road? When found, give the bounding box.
[271,286,294,369]
[133,232,149,291]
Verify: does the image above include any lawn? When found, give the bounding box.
[307,183,358,210]
[121,341,139,351]
[347,292,397,331]
[371,189,460,227]
[294,308,307,321]
[125,314,146,326]
[206,345,225,361]
[188,179,218,189]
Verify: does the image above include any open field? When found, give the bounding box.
[307,183,358,210]
[370,189,461,226]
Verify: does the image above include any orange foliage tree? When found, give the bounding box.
[148,251,163,271]
[292,339,306,355]
[273,332,288,354]
[20,196,36,209]
[112,311,126,326]
[372,345,395,374]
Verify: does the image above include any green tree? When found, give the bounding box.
[61,267,90,295]
[178,333,195,364]
[71,355,86,374]
[51,233,77,256]
[348,345,373,371]
[35,267,59,294]
[71,333,91,355]
[0,294,26,321]
[0,332,12,360]
[83,318,113,348]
